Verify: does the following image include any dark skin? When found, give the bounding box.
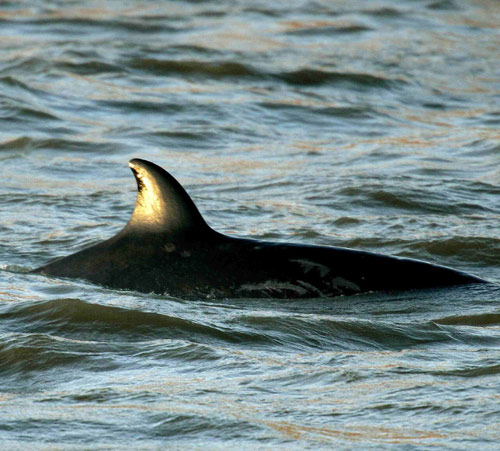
[32,159,485,299]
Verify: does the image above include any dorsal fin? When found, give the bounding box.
[124,159,210,237]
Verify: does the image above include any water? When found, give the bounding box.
[1,0,499,448]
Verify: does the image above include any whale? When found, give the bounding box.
[32,159,485,298]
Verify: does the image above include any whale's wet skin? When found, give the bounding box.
[33,159,484,298]
[1,0,499,449]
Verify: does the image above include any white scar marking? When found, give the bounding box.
[290,259,330,277]
[297,280,324,296]
[331,277,361,292]
[239,280,309,296]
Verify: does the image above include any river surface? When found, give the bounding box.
[0,0,499,449]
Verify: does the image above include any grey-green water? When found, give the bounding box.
[0,0,499,449]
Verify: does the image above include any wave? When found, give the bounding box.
[1,17,177,34]
[0,331,223,377]
[230,310,497,351]
[3,297,495,353]
[1,293,498,380]
[0,101,58,124]
[338,185,489,214]
[126,58,403,89]
[408,237,500,265]
[0,136,117,153]
[0,333,100,376]
[0,298,267,344]
[429,364,500,378]
[258,102,374,119]
[277,69,400,88]
[128,58,258,78]
[338,235,498,268]
[434,312,500,327]
[54,60,123,76]
[284,24,372,37]
[0,57,51,77]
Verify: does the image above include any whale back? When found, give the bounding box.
[32,159,485,298]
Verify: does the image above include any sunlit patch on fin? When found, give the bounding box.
[126,159,210,236]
